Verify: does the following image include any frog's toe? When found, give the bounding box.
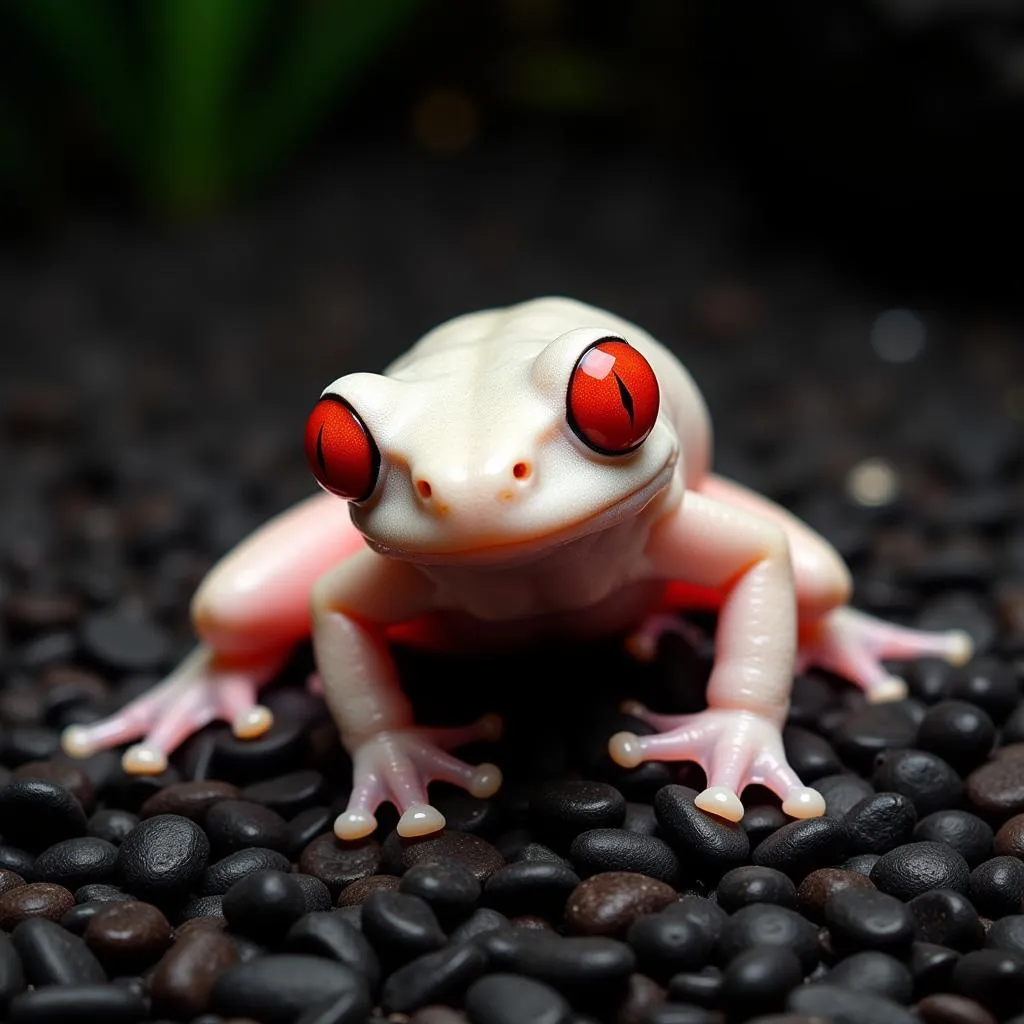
[122,743,169,775]
[397,804,447,838]
[231,704,274,739]
[334,808,378,841]
[694,786,744,821]
[782,786,827,819]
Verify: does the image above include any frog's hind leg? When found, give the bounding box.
[62,492,365,774]
[798,607,973,703]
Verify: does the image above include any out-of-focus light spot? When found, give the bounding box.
[412,89,478,153]
[846,457,900,507]
[870,308,926,363]
[1005,385,1024,422]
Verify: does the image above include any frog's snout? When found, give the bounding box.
[411,458,534,515]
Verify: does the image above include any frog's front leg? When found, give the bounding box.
[610,490,825,822]
[62,493,363,773]
[311,550,502,841]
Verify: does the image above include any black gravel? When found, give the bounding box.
[2,143,1023,1024]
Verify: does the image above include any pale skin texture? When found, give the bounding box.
[62,297,974,838]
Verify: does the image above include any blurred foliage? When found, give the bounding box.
[0,0,421,215]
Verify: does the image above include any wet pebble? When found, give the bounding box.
[293,872,333,913]
[722,946,803,1016]
[625,908,716,981]
[916,702,996,774]
[298,835,382,897]
[0,848,35,879]
[825,887,915,955]
[751,816,849,881]
[970,857,1024,918]
[718,904,819,972]
[464,973,571,1024]
[450,907,511,944]
[361,890,447,965]
[530,781,627,849]
[400,860,482,928]
[570,828,680,885]
[834,704,920,772]
[817,774,876,818]
[909,890,984,951]
[985,915,1024,957]
[204,798,288,854]
[654,785,749,876]
[716,866,796,912]
[83,899,171,972]
[565,871,677,937]
[844,793,918,854]
[285,805,333,857]
[242,769,326,817]
[382,940,490,1013]
[0,883,74,929]
[13,761,94,814]
[828,950,913,1002]
[965,758,1024,822]
[871,842,971,900]
[796,867,875,922]
[149,925,238,1018]
[914,811,993,866]
[0,780,87,850]
[30,837,117,890]
[952,949,1024,1017]
[286,911,381,991]
[222,869,307,942]
[11,917,106,986]
[483,860,578,920]
[872,750,963,817]
[116,813,209,902]
[951,659,1020,722]
[666,966,723,1007]
[199,846,292,895]
[5,983,148,1023]
[138,778,240,823]
[211,953,369,1024]
[911,941,963,996]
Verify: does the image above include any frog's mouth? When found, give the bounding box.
[362,458,676,567]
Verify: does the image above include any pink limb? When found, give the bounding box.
[797,606,973,702]
[61,646,286,774]
[611,702,824,821]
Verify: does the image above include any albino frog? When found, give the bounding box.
[62,297,972,840]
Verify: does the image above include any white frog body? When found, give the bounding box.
[63,297,973,839]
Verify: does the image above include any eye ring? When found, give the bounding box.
[304,394,381,503]
[566,337,660,456]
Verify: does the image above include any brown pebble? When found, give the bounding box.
[511,916,555,931]
[3,592,82,633]
[993,813,1024,858]
[150,924,238,1018]
[0,869,25,896]
[39,664,108,701]
[84,899,172,971]
[299,833,382,897]
[965,759,1024,820]
[411,1008,470,1024]
[14,759,96,813]
[0,881,74,928]
[337,874,401,906]
[139,779,241,823]
[916,993,997,1024]
[173,916,227,941]
[381,829,504,883]
[796,868,876,922]
[565,871,677,937]
[615,972,666,1024]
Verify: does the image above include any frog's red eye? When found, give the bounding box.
[567,339,660,455]
[304,396,380,502]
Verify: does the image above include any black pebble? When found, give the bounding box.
[293,989,371,1024]
[843,853,882,876]
[643,1006,719,1024]
[663,896,728,946]
[654,785,749,876]
[449,907,511,944]
[952,658,1020,722]
[0,780,87,850]
[285,806,333,858]
[204,798,288,854]
[716,866,796,912]
[116,813,209,902]
[843,793,917,854]
[817,774,875,818]
[827,950,913,1003]
[482,861,579,920]
[86,809,138,846]
[30,837,118,890]
[910,941,962,995]
[381,940,489,1013]
[825,888,915,955]
[783,725,842,780]
[871,749,963,817]
[870,841,970,900]
[293,873,333,913]
[464,973,571,1024]
[286,911,381,991]
[626,909,716,981]
[741,802,788,847]
[6,983,148,1023]
[199,847,292,895]
[622,801,659,836]
[666,966,723,1007]
[399,860,482,928]
[79,611,169,673]
[242,770,326,817]
[909,889,983,951]
[360,890,447,966]
[211,716,308,785]
[211,954,369,1024]
[0,846,35,878]
[723,945,803,1015]
[529,780,626,849]
[916,701,996,774]
[74,883,131,904]
[222,869,307,942]
[60,900,115,935]
[914,810,993,866]
[179,894,224,919]
[569,828,680,885]
[718,904,819,972]
[952,949,1024,1017]
[833,704,920,772]
[970,857,1024,918]
[0,931,25,1014]
[787,983,916,1024]
[985,916,1024,961]
[751,816,849,881]
[11,917,106,986]
[480,929,635,995]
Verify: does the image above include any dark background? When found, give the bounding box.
[1,0,1022,664]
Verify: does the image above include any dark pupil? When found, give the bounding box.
[612,370,635,427]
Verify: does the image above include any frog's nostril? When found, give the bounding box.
[416,479,433,499]
[512,461,531,481]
